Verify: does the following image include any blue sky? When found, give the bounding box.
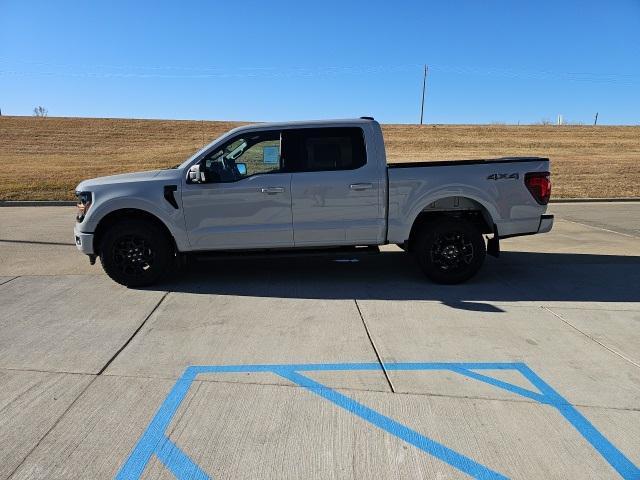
[1,0,639,124]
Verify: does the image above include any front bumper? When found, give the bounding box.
[74,225,94,255]
[538,214,554,233]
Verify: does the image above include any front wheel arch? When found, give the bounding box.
[93,208,177,256]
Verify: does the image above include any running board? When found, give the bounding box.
[190,245,381,261]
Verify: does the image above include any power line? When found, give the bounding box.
[0,58,638,85]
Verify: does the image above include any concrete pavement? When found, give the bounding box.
[549,202,640,238]
[0,204,638,479]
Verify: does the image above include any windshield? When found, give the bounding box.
[176,129,237,170]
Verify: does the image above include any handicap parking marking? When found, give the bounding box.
[116,362,639,480]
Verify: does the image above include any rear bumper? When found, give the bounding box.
[74,225,94,255]
[538,214,554,234]
[498,214,554,239]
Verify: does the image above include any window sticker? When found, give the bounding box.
[263,146,279,164]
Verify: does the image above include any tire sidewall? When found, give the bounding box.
[415,219,486,284]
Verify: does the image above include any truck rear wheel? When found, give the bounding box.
[414,218,486,284]
[99,219,172,287]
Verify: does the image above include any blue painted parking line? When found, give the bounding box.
[116,362,639,480]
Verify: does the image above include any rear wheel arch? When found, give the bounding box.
[407,196,494,252]
[93,208,177,256]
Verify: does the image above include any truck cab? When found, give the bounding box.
[181,120,386,250]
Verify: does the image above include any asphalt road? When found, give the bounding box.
[0,204,638,479]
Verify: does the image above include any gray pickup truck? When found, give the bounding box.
[74,118,553,287]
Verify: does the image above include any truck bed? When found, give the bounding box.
[388,156,549,168]
[386,156,551,243]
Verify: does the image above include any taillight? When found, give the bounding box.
[525,172,551,205]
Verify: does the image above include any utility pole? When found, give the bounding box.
[594,112,598,126]
[420,64,428,125]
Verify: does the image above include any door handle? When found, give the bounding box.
[261,187,285,194]
[349,183,373,191]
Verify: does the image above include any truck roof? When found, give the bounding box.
[228,117,377,135]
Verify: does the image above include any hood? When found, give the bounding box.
[76,169,165,191]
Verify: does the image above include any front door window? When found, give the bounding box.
[200,131,282,183]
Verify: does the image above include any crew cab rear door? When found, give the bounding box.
[284,127,384,246]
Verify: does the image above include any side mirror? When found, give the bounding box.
[188,164,204,183]
[236,163,247,176]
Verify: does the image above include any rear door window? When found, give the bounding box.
[282,127,366,172]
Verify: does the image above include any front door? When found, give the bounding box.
[182,130,294,250]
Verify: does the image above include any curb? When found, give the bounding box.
[0,201,76,207]
[550,198,640,203]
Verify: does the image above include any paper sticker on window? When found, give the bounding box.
[263,146,279,164]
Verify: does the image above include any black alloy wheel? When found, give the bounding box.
[414,218,486,284]
[100,219,172,287]
[112,234,156,277]
[430,230,475,272]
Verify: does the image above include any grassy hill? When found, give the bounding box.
[1,116,638,200]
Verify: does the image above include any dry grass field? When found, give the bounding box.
[1,116,638,200]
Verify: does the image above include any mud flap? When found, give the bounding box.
[487,224,500,258]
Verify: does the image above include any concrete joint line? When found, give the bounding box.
[81,370,640,411]
[97,291,169,376]
[0,366,96,377]
[6,291,170,477]
[354,299,396,393]
[560,218,639,239]
[5,375,98,479]
[541,306,640,369]
[0,276,19,286]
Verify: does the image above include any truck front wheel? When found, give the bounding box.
[99,219,172,287]
[414,218,486,284]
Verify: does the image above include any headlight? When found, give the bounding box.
[75,191,92,222]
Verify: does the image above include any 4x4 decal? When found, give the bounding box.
[487,173,519,180]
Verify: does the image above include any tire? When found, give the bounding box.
[99,219,172,287]
[414,218,486,284]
